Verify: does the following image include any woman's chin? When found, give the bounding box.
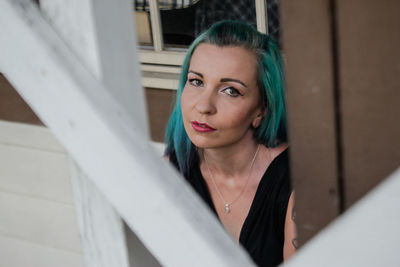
[189,138,216,149]
[189,136,236,150]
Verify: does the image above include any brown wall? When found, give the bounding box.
[0,73,43,125]
[337,0,400,208]
[0,73,174,144]
[145,88,176,142]
[281,0,400,244]
[281,0,340,244]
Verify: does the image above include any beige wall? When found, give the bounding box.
[0,120,83,267]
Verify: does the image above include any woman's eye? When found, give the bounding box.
[223,87,242,97]
[189,79,203,87]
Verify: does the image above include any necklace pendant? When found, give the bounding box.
[225,204,230,213]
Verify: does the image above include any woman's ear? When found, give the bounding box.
[252,114,263,128]
[252,106,266,128]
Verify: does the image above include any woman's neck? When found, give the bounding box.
[199,132,260,178]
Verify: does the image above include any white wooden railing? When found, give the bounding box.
[0,0,254,266]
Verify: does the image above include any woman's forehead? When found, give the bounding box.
[189,44,258,79]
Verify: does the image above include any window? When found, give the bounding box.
[133,0,281,90]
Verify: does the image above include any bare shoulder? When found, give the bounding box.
[272,143,289,158]
[259,143,288,162]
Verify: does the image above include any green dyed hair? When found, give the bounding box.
[165,20,287,174]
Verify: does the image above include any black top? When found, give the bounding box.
[170,148,291,267]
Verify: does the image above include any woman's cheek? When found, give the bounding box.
[181,88,190,112]
[230,113,256,133]
[181,86,194,104]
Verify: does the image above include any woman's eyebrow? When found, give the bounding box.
[188,70,203,77]
[220,78,248,88]
[188,71,248,88]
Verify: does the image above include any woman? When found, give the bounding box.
[165,20,296,266]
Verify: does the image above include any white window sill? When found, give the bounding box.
[141,64,180,90]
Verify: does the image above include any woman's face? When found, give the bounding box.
[181,43,264,149]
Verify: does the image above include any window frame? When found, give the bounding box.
[137,0,269,90]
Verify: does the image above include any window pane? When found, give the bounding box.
[194,0,257,36]
[134,10,153,47]
[162,0,282,48]
[266,0,281,45]
[134,0,198,48]
[161,2,198,48]
[134,0,281,49]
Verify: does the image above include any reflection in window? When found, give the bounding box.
[194,0,257,36]
[134,0,281,48]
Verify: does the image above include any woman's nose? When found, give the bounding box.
[195,87,217,115]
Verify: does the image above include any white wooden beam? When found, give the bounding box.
[124,223,162,267]
[69,160,130,267]
[39,0,102,79]
[0,1,255,266]
[40,0,149,135]
[284,168,400,267]
[39,1,142,266]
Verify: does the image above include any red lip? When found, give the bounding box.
[191,121,216,133]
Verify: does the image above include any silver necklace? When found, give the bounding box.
[203,144,260,214]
